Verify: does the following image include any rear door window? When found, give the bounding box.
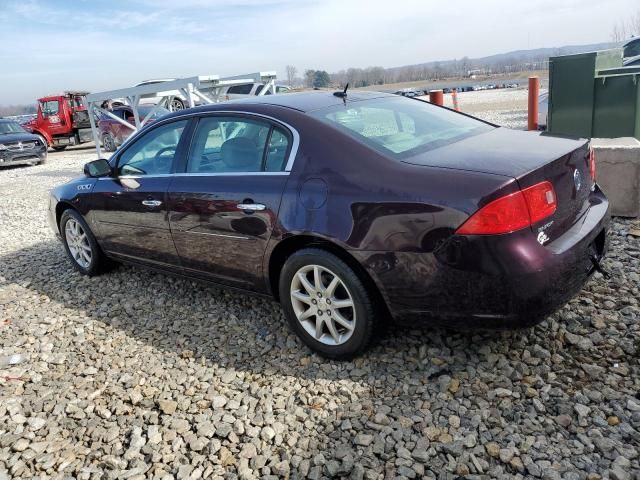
[187,116,290,173]
[227,84,253,95]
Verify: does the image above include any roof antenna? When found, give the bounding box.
[333,83,349,99]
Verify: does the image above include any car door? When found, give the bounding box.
[90,118,191,268]
[167,114,295,291]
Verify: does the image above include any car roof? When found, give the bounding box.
[219,90,396,113]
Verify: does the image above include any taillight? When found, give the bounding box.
[522,181,557,224]
[588,147,596,184]
[456,181,557,235]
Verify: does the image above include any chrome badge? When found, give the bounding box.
[573,169,582,191]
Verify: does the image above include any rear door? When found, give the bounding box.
[90,118,191,267]
[167,114,294,291]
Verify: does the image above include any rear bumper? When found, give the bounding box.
[355,187,610,329]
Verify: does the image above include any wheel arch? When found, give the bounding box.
[267,235,390,316]
[55,201,76,232]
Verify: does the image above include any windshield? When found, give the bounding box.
[311,96,494,159]
[0,121,26,135]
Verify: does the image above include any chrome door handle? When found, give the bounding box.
[142,200,162,207]
[236,203,266,211]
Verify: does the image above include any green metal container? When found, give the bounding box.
[592,66,640,139]
[547,49,640,140]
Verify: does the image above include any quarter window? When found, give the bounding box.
[117,120,187,176]
[187,117,289,173]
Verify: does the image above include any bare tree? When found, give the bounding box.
[629,11,640,37]
[611,22,627,42]
[285,65,297,87]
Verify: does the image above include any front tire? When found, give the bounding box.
[279,248,379,360]
[60,209,107,276]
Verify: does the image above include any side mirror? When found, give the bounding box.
[84,159,112,177]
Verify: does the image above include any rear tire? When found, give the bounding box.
[102,133,116,152]
[60,209,107,276]
[53,146,67,152]
[279,248,379,360]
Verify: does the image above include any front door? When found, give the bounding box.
[90,119,190,268]
[168,115,293,290]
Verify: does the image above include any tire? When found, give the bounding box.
[170,98,185,111]
[102,133,116,152]
[60,209,107,276]
[53,146,67,152]
[279,248,380,360]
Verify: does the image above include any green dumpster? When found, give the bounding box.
[547,48,640,140]
[592,66,640,139]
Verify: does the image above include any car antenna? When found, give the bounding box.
[333,83,349,100]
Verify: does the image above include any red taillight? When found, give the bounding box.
[589,148,596,183]
[522,181,557,224]
[457,181,557,235]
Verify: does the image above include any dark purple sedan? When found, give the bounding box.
[48,91,609,359]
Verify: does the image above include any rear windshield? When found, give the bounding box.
[311,96,494,159]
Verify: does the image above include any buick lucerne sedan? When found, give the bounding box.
[48,91,609,359]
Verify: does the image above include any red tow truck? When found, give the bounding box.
[22,92,93,151]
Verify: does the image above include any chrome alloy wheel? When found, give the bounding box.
[65,218,92,269]
[290,264,356,346]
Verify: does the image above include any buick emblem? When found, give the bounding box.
[573,169,582,191]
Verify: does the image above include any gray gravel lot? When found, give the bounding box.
[1,114,639,479]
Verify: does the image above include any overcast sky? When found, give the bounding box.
[0,0,635,105]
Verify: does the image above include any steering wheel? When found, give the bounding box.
[153,146,176,172]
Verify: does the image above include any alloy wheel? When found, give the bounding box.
[290,264,356,346]
[171,99,185,111]
[65,218,92,269]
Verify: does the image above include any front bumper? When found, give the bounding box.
[355,187,610,329]
[0,147,47,167]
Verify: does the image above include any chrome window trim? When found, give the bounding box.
[112,110,300,174]
[97,171,289,180]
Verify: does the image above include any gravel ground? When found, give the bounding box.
[418,89,530,130]
[1,131,639,480]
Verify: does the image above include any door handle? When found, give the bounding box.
[236,203,266,211]
[142,200,162,207]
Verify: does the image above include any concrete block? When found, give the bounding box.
[592,137,640,217]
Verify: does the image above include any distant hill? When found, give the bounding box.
[388,42,621,73]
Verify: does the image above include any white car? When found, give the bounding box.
[220,83,290,100]
[135,79,190,111]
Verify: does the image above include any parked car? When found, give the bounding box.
[221,82,285,100]
[0,118,48,167]
[48,91,609,359]
[98,105,171,152]
[135,79,191,111]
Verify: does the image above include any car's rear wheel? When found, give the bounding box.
[102,133,116,152]
[279,248,379,359]
[60,209,107,276]
[170,98,185,111]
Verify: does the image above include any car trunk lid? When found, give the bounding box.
[404,128,592,241]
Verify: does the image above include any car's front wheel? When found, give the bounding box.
[60,209,107,276]
[279,248,379,359]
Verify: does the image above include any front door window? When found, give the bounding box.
[117,120,187,176]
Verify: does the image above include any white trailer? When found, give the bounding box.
[85,72,278,158]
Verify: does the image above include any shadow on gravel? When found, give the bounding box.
[0,239,531,383]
